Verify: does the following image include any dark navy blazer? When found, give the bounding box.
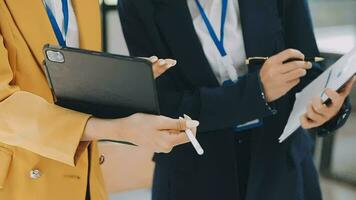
[118,0,352,199]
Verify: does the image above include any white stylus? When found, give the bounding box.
[182,115,204,155]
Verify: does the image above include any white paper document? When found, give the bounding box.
[279,48,356,143]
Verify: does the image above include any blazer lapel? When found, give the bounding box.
[238,0,283,58]
[154,0,220,87]
[4,0,102,71]
[5,0,57,67]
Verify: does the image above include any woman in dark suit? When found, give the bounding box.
[118,0,354,199]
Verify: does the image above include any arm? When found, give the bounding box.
[0,32,199,165]
[118,0,276,132]
[281,0,352,135]
[0,33,90,166]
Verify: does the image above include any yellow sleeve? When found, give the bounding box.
[0,33,91,167]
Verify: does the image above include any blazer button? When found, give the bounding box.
[30,169,41,179]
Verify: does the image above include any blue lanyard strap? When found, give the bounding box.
[45,0,69,47]
[194,0,228,57]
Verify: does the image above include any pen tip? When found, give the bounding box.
[315,57,325,62]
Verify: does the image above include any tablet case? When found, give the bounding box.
[43,45,160,119]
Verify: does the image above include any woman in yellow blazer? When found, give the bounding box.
[0,0,199,200]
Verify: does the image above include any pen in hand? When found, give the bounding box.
[245,56,325,65]
[180,115,204,155]
[282,57,324,64]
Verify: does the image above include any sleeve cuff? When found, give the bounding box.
[257,72,278,116]
[0,91,92,167]
[42,108,92,166]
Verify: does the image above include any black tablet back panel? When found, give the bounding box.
[43,45,160,118]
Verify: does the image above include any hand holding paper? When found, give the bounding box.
[279,48,356,143]
[300,77,355,129]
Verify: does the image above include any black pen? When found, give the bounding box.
[245,56,325,65]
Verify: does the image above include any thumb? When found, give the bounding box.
[158,116,199,131]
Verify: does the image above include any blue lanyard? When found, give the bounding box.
[194,0,228,57]
[45,0,69,47]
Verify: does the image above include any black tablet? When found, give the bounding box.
[43,45,160,118]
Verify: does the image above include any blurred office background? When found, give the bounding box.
[98,0,356,199]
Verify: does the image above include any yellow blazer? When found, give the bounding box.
[0,0,107,199]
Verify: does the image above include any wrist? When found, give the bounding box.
[114,116,133,143]
[83,117,100,141]
[83,117,124,141]
[257,72,278,115]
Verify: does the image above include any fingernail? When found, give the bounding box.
[302,69,307,76]
[307,62,312,69]
[158,59,166,65]
[150,56,158,62]
[186,120,200,128]
[171,60,177,66]
[183,114,191,120]
[183,114,200,128]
